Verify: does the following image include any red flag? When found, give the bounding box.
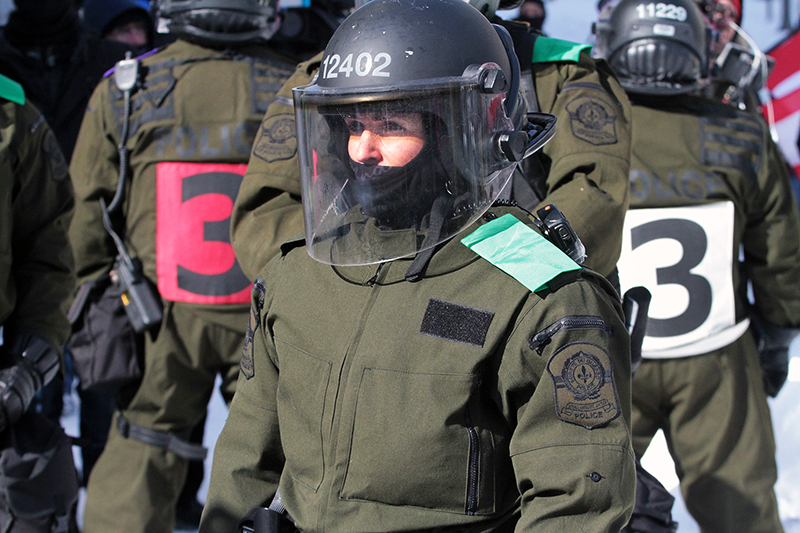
[764,29,800,177]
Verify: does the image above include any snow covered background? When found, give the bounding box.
[0,0,791,530]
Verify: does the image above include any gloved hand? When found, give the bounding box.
[0,331,60,432]
[0,365,40,434]
[750,314,798,398]
[758,346,789,398]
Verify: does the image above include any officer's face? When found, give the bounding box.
[710,0,739,52]
[345,113,426,168]
[105,19,150,48]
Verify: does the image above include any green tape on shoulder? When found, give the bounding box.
[461,214,580,293]
[532,37,592,63]
[0,74,24,105]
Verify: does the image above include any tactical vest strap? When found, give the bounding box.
[116,413,207,461]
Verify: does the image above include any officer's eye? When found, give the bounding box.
[380,121,406,134]
[345,119,365,135]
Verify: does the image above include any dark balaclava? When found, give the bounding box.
[4,0,81,51]
[335,113,454,230]
[517,0,546,32]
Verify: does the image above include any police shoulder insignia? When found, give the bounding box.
[547,342,619,429]
[565,95,617,146]
[252,113,297,163]
[241,279,266,379]
[43,128,69,181]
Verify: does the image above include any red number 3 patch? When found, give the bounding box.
[156,162,251,304]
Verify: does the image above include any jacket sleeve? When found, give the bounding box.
[68,77,122,286]
[7,100,75,350]
[230,56,321,281]
[200,270,284,533]
[532,53,632,276]
[743,132,800,327]
[499,273,636,531]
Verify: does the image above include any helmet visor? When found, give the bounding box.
[294,65,518,266]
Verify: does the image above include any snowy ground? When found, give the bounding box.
[53,0,800,531]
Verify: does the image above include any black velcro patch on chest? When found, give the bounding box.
[420,298,494,347]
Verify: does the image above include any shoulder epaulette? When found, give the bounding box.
[532,36,592,64]
[0,74,24,105]
[461,213,581,293]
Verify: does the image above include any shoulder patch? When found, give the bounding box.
[532,37,592,64]
[252,113,297,163]
[241,279,266,379]
[565,95,618,145]
[547,342,620,429]
[460,213,581,293]
[43,128,69,181]
[0,74,24,105]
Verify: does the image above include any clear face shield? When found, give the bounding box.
[712,19,774,105]
[294,63,523,266]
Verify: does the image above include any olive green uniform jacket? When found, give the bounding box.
[620,95,800,338]
[69,40,295,299]
[618,95,800,532]
[0,85,74,352]
[67,40,295,533]
[202,205,636,533]
[231,38,631,281]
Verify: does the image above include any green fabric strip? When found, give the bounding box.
[461,214,580,293]
[532,36,592,64]
[0,74,24,105]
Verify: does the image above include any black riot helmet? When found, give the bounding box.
[594,0,712,95]
[294,0,556,266]
[155,0,281,46]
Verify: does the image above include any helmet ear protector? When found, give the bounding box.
[712,20,774,105]
[491,23,556,163]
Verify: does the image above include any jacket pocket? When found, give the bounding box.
[275,340,332,492]
[341,368,497,514]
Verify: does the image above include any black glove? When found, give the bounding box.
[758,345,789,398]
[750,314,798,398]
[623,286,652,378]
[622,458,678,533]
[0,331,60,433]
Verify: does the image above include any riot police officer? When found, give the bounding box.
[0,74,78,532]
[67,1,296,531]
[595,0,800,530]
[200,1,636,531]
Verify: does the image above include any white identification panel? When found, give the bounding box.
[618,202,740,357]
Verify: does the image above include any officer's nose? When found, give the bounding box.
[352,130,383,166]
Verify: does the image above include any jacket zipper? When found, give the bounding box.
[529,315,614,355]
[464,407,479,516]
